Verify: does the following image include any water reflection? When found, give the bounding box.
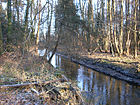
[38,49,46,56]
[38,50,140,105]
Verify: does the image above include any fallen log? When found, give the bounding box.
[0,78,66,89]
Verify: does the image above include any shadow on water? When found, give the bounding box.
[38,50,140,105]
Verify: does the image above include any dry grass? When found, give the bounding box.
[58,46,140,73]
[84,52,140,71]
[86,52,140,63]
[0,46,84,105]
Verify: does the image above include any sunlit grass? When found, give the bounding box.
[0,46,84,104]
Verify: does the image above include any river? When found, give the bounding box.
[39,50,140,105]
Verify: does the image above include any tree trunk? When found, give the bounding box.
[113,0,120,54]
[105,0,110,53]
[0,22,2,55]
[104,36,109,53]
[125,0,131,56]
[47,0,53,44]
[15,0,19,24]
[31,0,35,40]
[110,0,115,56]
[0,3,3,54]
[126,30,131,56]
[36,0,41,45]
[89,0,95,32]
[24,0,30,31]
[48,34,60,63]
[119,0,124,56]
[134,0,138,58]
[79,0,85,20]
[87,0,92,52]
[7,0,12,42]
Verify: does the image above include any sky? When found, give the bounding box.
[0,0,107,36]
[1,0,127,36]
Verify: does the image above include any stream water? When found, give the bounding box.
[39,50,140,105]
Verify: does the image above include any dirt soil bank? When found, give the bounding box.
[56,52,140,86]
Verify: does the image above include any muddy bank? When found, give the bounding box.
[56,52,140,86]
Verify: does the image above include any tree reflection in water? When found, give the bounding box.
[38,50,140,105]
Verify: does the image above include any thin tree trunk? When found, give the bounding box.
[79,0,85,20]
[15,0,19,24]
[0,3,3,54]
[89,0,94,32]
[134,0,138,58]
[47,0,53,44]
[7,0,12,42]
[105,0,110,53]
[113,0,120,54]
[31,0,35,40]
[119,0,124,56]
[21,0,30,55]
[79,0,86,51]
[87,0,92,52]
[24,0,30,31]
[110,0,115,56]
[36,0,41,45]
[32,0,38,42]
[0,22,2,54]
[48,34,60,63]
[125,0,131,56]
[126,30,131,56]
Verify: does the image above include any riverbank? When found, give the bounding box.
[0,47,84,105]
[56,51,140,86]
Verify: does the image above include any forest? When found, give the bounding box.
[0,0,140,105]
